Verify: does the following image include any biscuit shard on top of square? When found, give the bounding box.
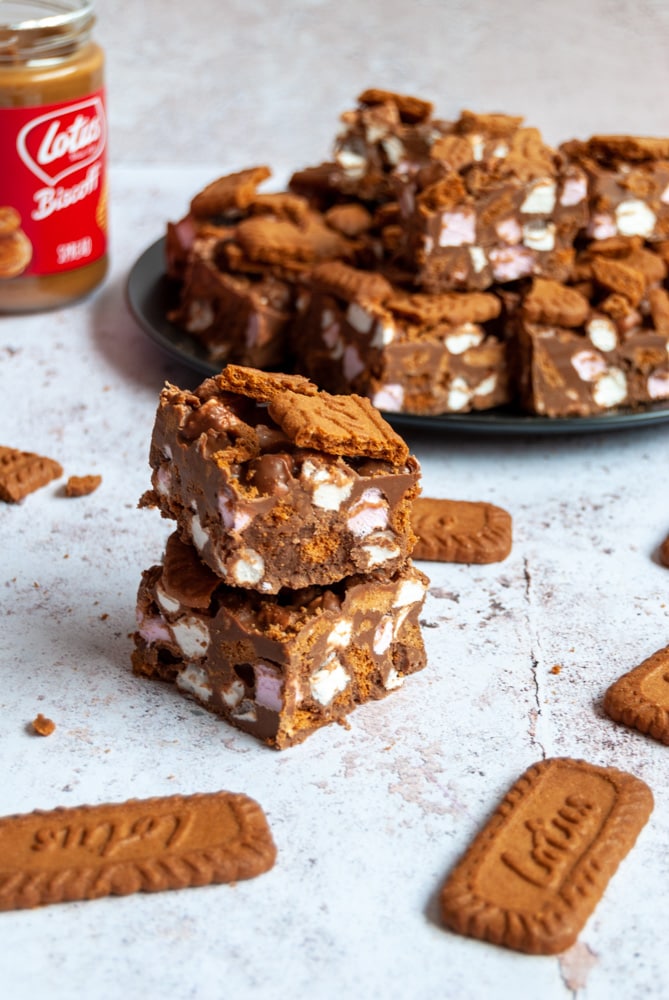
[214,364,410,464]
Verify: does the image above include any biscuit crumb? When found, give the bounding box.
[64,474,102,497]
[32,713,56,736]
[550,664,562,675]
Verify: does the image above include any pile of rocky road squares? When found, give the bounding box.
[132,366,429,748]
[165,89,669,418]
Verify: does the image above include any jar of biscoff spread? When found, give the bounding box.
[0,0,107,312]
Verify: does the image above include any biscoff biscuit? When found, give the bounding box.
[604,644,669,743]
[324,203,373,238]
[308,259,393,304]
[591,256,646,307]
[647,287,669,333]
[587,134,669,163]
[0,791,276,911]
[248,191,310,225]
[411,498,512,563]
[521,278,590,328]
[386,289,501,326]
[190,166,272,219]
[0,445,62,502]
[212,364,317,401]
[268,389,410,465]
[235,213,354,268]
[357,88,433,123]
[417,173,468,213]
[456,110,524,138]
[440,758,653,955]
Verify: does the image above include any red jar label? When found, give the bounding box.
[0,89,107,277]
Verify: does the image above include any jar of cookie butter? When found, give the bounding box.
[0,0,107,312]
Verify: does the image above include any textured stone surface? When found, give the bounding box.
[3,0,669,992]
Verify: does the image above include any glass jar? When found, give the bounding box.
[0,0,107,312]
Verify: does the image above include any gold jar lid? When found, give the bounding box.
[0,0,95,63]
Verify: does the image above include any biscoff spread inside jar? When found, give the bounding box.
[0,0,107,312]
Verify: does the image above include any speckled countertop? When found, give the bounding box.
[2,2,669,998]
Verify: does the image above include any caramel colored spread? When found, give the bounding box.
[0,1,107,312]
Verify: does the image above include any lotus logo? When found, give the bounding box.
[17,97,106,187]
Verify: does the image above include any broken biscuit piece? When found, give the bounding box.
[0,445,62,502]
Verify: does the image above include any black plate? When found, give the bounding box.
[126,237,669,436]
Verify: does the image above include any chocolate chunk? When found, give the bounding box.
[161,533,220,610]
[246,453,293,495]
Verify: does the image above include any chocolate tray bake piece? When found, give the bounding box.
[140,366,420,593]
[132,532,428,749]
[293,260,510,415]
[166,167,368,368]
[511,240,669,416]
[561,134,669,243]
[393,110,588,292]
[168,240,294,369]
[327,88,448,207]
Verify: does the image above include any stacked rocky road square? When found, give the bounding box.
[166,89,669,418]
[132,366,428,748]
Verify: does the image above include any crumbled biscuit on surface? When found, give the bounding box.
[64,474,102,497]
[31,713,56,736]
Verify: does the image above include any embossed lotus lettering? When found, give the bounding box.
[17,97,106,187]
